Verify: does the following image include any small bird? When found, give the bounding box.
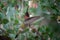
[15,7,41,38]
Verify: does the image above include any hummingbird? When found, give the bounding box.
[15,7,41,38]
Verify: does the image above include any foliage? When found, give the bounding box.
[0,0,60,40]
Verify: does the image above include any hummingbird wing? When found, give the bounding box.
[24,16,40,24]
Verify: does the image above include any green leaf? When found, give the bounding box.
[13,19,19,25]
[2,18,9,24]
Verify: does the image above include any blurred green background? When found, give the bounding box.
[0,0,60,40]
